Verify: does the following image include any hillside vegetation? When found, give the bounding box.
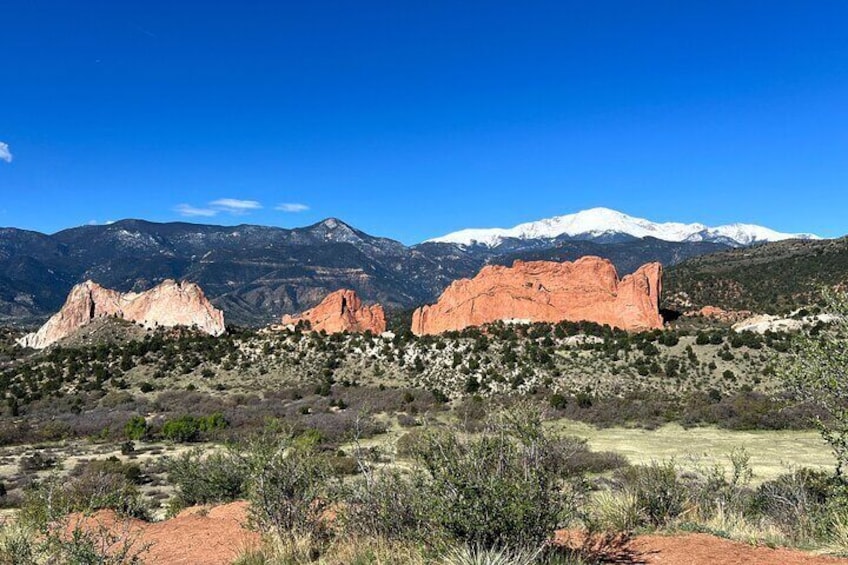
[0,317,821,450]
[665,237,848,313]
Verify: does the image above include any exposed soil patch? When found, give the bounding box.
[70,501,259,565]
[630,532,847,565]
[558,530,848,565]
[72,502,848,565]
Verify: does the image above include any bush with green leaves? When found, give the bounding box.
[342,404,584,551]
[0,523,37,565]
[243,424,333,545]
[20,465,149,530]
[0,520,148,565]
[167,447,248,512]
[339,468,431,543]
[38,523,148,565]
[123,415,149,441]
[688,447,753,520]
[752,468,839,541]
[615,460,689,528]
[161,412,228,443]
[783,290,848,478]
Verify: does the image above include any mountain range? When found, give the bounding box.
[429,207,819,248]
[0,208,828,326]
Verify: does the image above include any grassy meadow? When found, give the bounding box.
[548,420,835,483]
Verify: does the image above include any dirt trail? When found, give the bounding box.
[73,503,848,565]
[631,533,846,565]
[558,530,848,565]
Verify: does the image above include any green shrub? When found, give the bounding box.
[162,416,201,442]
[783,290,848,477]
[0,520,148,565]
[549,394,567,410]
[167,447,248,511]
[753,469,832,540]
[327,454,360,476]
[161,413,228,443]
[123,416,148,441]
[20,468,148,530]
[395,430,427,459]
[72,457,143,485]
[18,453,58,473]
[41,522,147,565]
[688,448,753,520]
[617,461,688,528]
[339,469,430,542]
[408,406,581,548]
[243,425,333,544]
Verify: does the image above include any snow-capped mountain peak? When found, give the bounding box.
[427,207,820,247]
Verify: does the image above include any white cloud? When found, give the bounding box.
[175,204,218,217]
[210,198,262,214]
[275,203,310,213]
[175,198,263,218]
[0,142,12,163]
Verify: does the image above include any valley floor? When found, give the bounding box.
[549,421,835,484]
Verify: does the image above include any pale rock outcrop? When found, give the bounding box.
[18,280,225,349]
[732,313,839,334]
[411,257,663,335]
[684,306,753,323]
[279,289,386,334]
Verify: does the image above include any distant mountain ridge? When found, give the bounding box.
[428,207,820,248]
[0,212,824,327]
[664,237,848,314]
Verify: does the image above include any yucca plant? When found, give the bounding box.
[440,544,541,565]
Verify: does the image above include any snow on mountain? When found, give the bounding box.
[427,207,820,248]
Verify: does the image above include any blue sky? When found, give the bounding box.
[2,1,847,243]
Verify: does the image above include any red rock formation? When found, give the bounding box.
[280,289,386,334]
[18,280,225,349]
[411,257,663,335]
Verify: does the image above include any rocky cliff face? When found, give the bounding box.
[279,289,386,334]
[18,279,225,349]
[411,257,663,335]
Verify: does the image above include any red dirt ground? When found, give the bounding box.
[556,530,848,565]
[69,501,260,565]
[71,502,848,565]
[630,532,847,564]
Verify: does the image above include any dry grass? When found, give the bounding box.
[234,534,431,565]
[547,420,835,484]
[692,506,790,548]
[823,512,848,556]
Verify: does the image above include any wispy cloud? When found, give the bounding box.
[210,198,262,214]
[175,204,218,217]
[275,203,310,213]
[174,198,263,218]
[0,142,12,163]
